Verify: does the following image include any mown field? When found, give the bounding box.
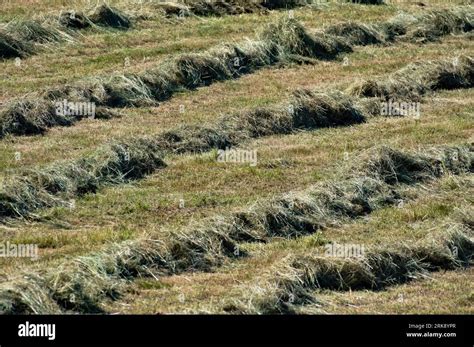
[0,0,472,314]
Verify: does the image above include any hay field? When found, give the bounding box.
[0,0,472,314]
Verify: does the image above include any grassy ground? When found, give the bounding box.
[0,1,472,314]
[0,3,400,100]
[104,174,473,314]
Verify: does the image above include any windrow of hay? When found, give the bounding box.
[0,29,34,58]
[58,11,93,29]
[0,90,364,220]
[155,0,385,18]
[0,21,279,132]
[58,0,311,29]
[50,18,332,108]
[348,55,474,100]
[0,138,166,219]
[403,8,474,43]
[88,4,131,29]
[223,223,473,314]
[183,0,266,16]
[1,53,472,218]
[59,4,132,30]
[261,18,353,60]
[5,20,69,44]
[362,145,474,184]
[183,0,383,13]
[0,4,130,60]
[0,18,75,59]
[147,0,383,18]
[324,21,385,46]
[0,0,316,59]
[324,7,473,44]
[1,6,471,135]
[158,0,311,17]
[0,99,120,137]
[0,50,469,170]
[155,89,365,155]
[0,144,471,314]
[260,0,313,10]
[0,239,168,314]
[151,146,471,278]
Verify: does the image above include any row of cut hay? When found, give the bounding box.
[0,138,165,219]
[348,55,474,101]
[0,144,471,314]
[1,6,472,136]
[0,90,363,220]
[259,0,315,9]
[156,90,364,155]
[181,0,383,16]
[0,4,130,59]
[322,7,473,45]
[261,18,353,61]
[0,19,71,59]
[58,4,131,30]
[0,99,120,137]
[324,21,385,46]
[183,0,267,16]
[169,145,472,273]
[1,0,294,59]
[0,55,472,218]
[167,176,396,273]
[2,2,471,60]
[157,0,311,17]
[224,222,473,314]
[0,0,316,59]
[403,7,474,43]
[353,0,384,3]
[362,145,474,184]
[37,35,282,108]
[0,29,34,59]
[50,18,324,107]
[0,47,462,141]
[58,0,311,30]
[0,14,354,137]
[155,0,383,18]
[5,20,70,44]
[0,238,169,314]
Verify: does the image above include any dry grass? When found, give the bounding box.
[0,53,470,220]
[0,0,317,60]
[100,174,473,314]
[0,19,73,59]
[1,7,471,137]
[0,143,471,313]
[0,0,472,316]
[309,267,474,314]
[224,222,472,314]
[0,88,363,219]
[348,55,474,100]
[0,29,34,58]
[0,138,166,219]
